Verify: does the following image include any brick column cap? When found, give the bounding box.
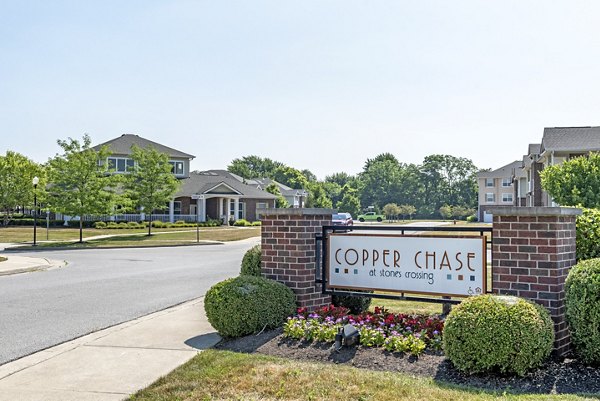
[258,208,337,217]
[487,207,581,217]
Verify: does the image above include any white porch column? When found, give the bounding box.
[140,206,145,221]
[234,198,240,221]
[218,197,224,220]
[226,198,232,220]
[169,200,175,223]
[201,197,207,222]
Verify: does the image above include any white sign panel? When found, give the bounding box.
[328,234,487,297]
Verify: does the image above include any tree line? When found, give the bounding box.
[228,152,480,218]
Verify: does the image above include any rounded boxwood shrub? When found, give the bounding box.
[443,295,554,376]
[332,291,373,314]
[240,245,261,277]
[565,258,600,365]
[576,208,600,261]
[94,221,107,229]
[204,275,296,338]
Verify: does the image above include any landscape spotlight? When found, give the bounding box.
[334,324,360,352]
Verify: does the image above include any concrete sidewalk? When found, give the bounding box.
[0,254,66,276]
[0,298,220,401]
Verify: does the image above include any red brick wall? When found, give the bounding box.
[491,209,579,357]
[260,209,333,310]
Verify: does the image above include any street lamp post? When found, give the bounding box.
[32,176,39,246]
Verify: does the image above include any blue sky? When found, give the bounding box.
[2,1,600,178]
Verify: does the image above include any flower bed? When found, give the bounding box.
[283,305,443,356]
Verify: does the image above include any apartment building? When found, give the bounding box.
[476,160,521,222]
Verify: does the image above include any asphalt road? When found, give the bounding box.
[0,238,259,365]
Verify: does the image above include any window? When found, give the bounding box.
[169,161,184,175]
[485,178,494,187]
[107,157,135,173]
[173,201,181,215]
[502,178,512,187]
[502,193,513,203]
[485,193,495,203]
[229,201,246,220]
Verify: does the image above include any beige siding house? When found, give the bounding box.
[476,161,521,222]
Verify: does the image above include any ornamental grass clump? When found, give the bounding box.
[565,258,600,365]
[283,305,443,356]
[443,295,554,376]
[205,275,296,338]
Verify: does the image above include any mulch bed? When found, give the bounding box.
[216,328,600,396]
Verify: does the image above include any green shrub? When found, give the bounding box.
[466,215,477,223]
[127,221,140,228]
[117,222,128,229]
[576,208,600,261]
[151,220,165,228]
[94,221,107,229]
[233,219,251,227]
[240,245,261,276]
[443,295,554,376]
[251,221,262,226]
[565,258,600,365]
[332,291,373,314]
[204,275,296,338]
[107,222,119,228]
[67,219,95,228]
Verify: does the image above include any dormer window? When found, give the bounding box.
[169,161,184,175]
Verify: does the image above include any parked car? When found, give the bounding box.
[332,213,354,226]
[356,211,385,222]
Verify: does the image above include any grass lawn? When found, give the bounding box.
[9,227,260,249]
[131,350,589,401]
[0,225,229,243]
[370,297,443,315]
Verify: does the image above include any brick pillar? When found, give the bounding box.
[259,208,334,310]
[489,207,581,357]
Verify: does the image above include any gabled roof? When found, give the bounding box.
[541,127,600,153]
[176,171,277,199]
[477,160,521,179]
[93,134,195,159]
[528,143,541,156]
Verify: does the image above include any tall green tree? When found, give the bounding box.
[540,153,600,207]
[125,145,181,235]
[265,183,289,208]
[420,154,478,213]
[48,135,119,242]
[228,156,283,180]
[325,172,355,187]
[336,185,361,217]
[0,151,46,226]
[305,181,333,208]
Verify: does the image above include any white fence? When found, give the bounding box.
[78,214,199,223]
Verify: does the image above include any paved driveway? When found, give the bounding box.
[0,238,258,365]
